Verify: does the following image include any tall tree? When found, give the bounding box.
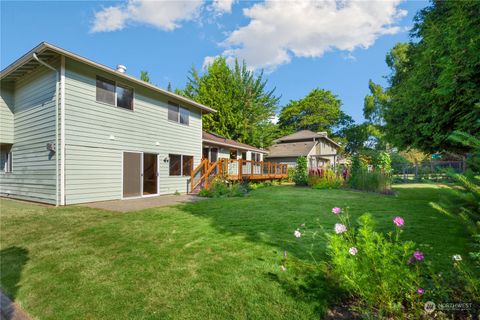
[383,1,480,153]
[179,58,279,148]
[278,88,346,135]
[363,80,389,127]
[140,70,151,83]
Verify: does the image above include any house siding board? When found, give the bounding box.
[64,58,202,204]
[0,84,14,144]
[0,63,58,204]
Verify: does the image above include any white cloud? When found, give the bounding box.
[213,0,407,71]
[211,0,237,13]
[91,0,204,32]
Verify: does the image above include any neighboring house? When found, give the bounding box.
[266,130,341,168]
[202,131,267,163]
[0,42,216,205]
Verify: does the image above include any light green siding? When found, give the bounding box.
[0,64,58,204]
[64,58,202,204]
[0,83,14,144]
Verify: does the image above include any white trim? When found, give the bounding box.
[60,56,66,205]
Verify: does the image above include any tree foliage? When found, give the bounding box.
[179,57,279,148]
[383,1,480,153]
[363,80,389,127]
[140,71,151,83]
[278,88,346,136]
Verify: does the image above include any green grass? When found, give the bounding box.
[0,184,472,319]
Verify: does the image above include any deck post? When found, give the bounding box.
[238,159,242,180]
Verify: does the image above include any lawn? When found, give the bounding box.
[0,184,472,319]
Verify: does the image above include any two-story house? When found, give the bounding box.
[0,42,216,205]
[266,130,341,168]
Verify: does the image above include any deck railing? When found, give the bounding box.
[190,158,288,192]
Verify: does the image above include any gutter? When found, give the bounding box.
[32,53,63,206]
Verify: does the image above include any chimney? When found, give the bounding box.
[116,64,127,73]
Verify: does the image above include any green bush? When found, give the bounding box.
[307,169,343,189]
[293,157,308,186]
[348,154,392,193]
[327,212,422,318]
[198,179,247,198]
[247,181,273,191]
[287,167,296,183]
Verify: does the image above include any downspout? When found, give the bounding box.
[33,53,60,206]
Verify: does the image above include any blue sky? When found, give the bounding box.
[1,0,428,123]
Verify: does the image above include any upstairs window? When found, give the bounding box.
[168,102,179,122]
[168,101,189,125]
[117,84,134,110]
[96,76,134,110]
[96,76,115,105]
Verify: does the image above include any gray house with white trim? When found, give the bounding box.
[266,130,341,168]
[0,42,215,205]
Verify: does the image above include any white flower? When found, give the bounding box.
[294,229,302,238]
[334,223,347,234]
[349,247,358,256]
[452,254,462,261]
[280,265,286,272]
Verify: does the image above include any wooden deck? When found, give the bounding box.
[190,158,288,191]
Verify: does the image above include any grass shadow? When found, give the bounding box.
[0,246,29,300]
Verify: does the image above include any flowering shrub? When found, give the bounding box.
[288,205,480,318]
[326,211,423,317]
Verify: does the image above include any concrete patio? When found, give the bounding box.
[80,194,204,213]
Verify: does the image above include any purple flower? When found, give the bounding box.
[334,223,347,234]
[348,247,358,255]
[332,207,341,215]
[417,288,425,295]
[413,250,424,261]
[393,216,405,227]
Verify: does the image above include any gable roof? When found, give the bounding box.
[274,130,341,148]
[267,141,316,158]
[0,42,216,114]
[202,131,267,154]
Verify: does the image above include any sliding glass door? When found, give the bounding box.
[143,153,158,195]
[123,152,158,198]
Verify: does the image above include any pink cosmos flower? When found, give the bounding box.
[332,207,342,215]
[349,247,358,255]
[413,250,424,261]
[393,216,405,227]
[334,223,347,234]
[417,288,425,295]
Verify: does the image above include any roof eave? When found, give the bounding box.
[203,139,268,154]
[0,42,216,114]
